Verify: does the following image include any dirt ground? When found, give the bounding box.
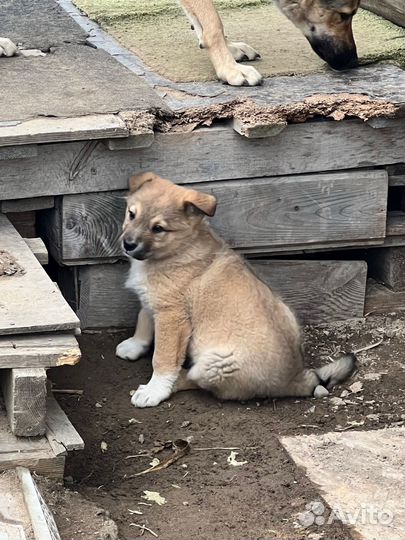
[48,312,404,540]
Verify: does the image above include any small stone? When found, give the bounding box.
[313,385,329,398]
[138,434,145,444]
[349,381,363,394]
[340,390,349,398]
[95,402,103,408]
[330,397,345,407]
[180,420,191,428]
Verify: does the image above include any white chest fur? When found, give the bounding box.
[126,259,151,309]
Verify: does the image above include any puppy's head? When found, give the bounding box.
[276,0,360,70]
[122,172,217,261]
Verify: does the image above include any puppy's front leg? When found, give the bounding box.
[179,0,262,86]
[116,307,154,361]
[131,309,191,408]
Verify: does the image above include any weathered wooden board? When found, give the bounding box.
[0,115,128,148]
[361,0,405,26]
[0,334,80,369]
[0,408,65,477]
[0,120,404,200]
[46,396,84,452]
[368,247,405,290]
[1,196,54,213]
[0,368,47,436]
[62,259,366,328]
[365,279,405,314]
[40,170,388,263]
[0,214,80,335]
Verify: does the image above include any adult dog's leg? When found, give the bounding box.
[179,0,262,86]
[116,307,154,361]
[131,309,191,407]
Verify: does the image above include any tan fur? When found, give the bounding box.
[117,173,354,408]
[178,0,360,85]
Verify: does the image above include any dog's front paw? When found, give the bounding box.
[131,374,177,408]
[116,337,149,361]
[0,38,18,57]
[218,63,262,86]
[228,41,261,62]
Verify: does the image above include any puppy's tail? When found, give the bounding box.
[313,352,357,397]
[285,353,356,398]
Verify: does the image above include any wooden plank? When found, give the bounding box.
[105,132,154,150]
[0,214,80,335]
[232,118,287,138]
[0,145,37,160]
[17,467,61,540]
[65,259,366,328]
[23,238,48,265]
[386,211,405,236]
[0,120,404,200]
[1,196,54,213]
[47,170,388,263]
[0,469,31,539]
[0,334,80,369]
[0,115,129,147]
[368,247,405,291]
[6,211,36,238]
[0,368,47,436]
[46,396,84,452]
[361,0,405,26]
[365,278,405,314]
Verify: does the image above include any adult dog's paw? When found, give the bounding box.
[218,63,262,86]
[0,38,18,57]
[131,374,176,408]
[116,337,148,361]
[228,41,261,62]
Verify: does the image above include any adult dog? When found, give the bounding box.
[116,172,355,408]
[179,0,360,85]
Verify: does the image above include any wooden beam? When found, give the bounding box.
[40,170,388,264]
[361,0,405,27]
[0,120,404,200]
[0,114,129,147]
[0,334,80,369]
[63,259,366,328]
[368,247,405,291]
[105,132,154,150]
[0,214,80,335]
[365,278,405,314]
[1,196,54,213]
[0,368,47,436]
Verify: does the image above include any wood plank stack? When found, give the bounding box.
[0,214,83,476]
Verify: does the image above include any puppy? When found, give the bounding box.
[116,172,355,407]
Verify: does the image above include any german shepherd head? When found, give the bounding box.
[275,0,360,70]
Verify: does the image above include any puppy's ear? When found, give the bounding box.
[183,189,217,217]
[129,172,157,192]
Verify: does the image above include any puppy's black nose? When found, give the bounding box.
[123,239,137,252]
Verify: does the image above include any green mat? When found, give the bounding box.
[74,0,405,82]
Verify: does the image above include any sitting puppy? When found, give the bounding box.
[116,172,355,407]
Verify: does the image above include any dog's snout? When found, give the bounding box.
[123,239,138,252]
[308,36,358,70]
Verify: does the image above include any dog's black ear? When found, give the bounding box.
[129,172,157,192]
[183,189,217,217]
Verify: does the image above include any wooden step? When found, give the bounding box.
[0,395,83,477]
[0,214,80,335]
[0,333,80,369]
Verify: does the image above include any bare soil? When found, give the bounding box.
[48,312,404,540]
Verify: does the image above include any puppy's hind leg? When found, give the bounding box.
[116,307,154,361]
[173,368,200,392]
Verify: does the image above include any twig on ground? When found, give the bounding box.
[130,524,158,537]
[353,338,384,354]
[128,439,190,478]
[194,446,240,451]
[298,424,321,429]
[52,388,84,395]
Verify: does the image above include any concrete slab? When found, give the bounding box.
[281,427,405,540]
[0,469,33,539]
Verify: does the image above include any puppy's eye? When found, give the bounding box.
[151,224,165,234]
[128,210,136,220]
[339,12,352,21]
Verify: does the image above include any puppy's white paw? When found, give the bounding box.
[131,373,177,408]
[218,63,262,86]
[228,41,261,62]
[0,38,18,57]
[116,337,149,361]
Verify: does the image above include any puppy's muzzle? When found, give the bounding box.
[123,238,149,260]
